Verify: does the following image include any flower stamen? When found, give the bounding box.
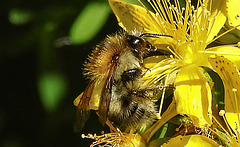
[219,110,234,137]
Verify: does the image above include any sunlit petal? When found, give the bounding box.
[174,64,212,127]
[208,55,240,113]
[206,8,226,43]
[226,0,240,29]
[205,45,240,69]
[225,112,240,138]
[108,0,159,33]
[162,135,219,147]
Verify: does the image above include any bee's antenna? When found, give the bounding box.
[139,33,173,38]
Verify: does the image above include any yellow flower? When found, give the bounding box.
[109,0,240,142]
[148,55,240,146]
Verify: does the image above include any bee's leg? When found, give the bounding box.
[138,85,175,97]
[148,84,175,91]
[139,33,173,38]
[105,119,118,133]
[131,89,150,99]
[131,84,175,100]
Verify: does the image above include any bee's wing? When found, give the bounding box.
[73,80,95,132]
[98,62,117,125]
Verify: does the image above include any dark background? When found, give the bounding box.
[0,0,119,146]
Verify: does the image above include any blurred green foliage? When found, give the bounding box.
[8,8,34,25]
[38,72,67,113]
[1,0,118,146]
[70,1,111,44]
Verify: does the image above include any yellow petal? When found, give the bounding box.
[207,7,226,44]
[174,64,212,127]
[197,0,226,44]
[108,0,159,32]
[209,57,240,144]
[225,112,240,138]
[226,0,240,29]
[143,55,168,69]
[208,55,240,113]
[162,135,219,147]
[206,46,240,69]
[210,0,227,16]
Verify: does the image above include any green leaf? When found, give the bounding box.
[150,123,169,141]
[8,8,33,25]
[201,67,224,110]
[38,73,67,113]
[70,1,110,44]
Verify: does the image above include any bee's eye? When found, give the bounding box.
[127,35,144,49]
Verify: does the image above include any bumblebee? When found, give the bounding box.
[74,31,171,132]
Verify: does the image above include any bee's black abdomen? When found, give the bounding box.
[121,94,131,108]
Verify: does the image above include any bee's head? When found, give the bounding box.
[126,35,157,59]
